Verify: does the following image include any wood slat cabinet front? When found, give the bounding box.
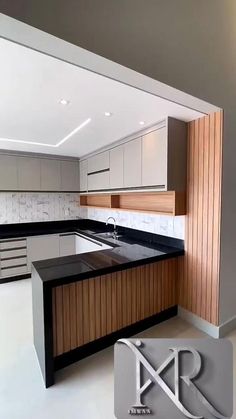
[52,258,178,356]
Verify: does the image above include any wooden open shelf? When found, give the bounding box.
[80,191,186,216]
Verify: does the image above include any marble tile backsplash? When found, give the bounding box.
[0,193,185,240]
[0,193,80,224]
[85,207,185,240]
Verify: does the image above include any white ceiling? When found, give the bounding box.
[0,38,204,158]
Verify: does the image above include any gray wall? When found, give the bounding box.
[1,0,236,324]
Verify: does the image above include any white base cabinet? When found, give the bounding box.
[1,233,112,279]
[59,234,76,257]
[0,238,28,278]
[75,234,111,254]
[27,235,60,272]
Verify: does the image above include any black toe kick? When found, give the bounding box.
[54,305,177,373]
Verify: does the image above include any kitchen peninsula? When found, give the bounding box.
[30,219,184,387]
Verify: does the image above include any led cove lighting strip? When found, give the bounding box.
[0,118,91,148]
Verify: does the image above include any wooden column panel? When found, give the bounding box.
[178,111,223,325]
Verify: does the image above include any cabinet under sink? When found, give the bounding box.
[59,232,112,257]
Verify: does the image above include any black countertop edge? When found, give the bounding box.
[0,218,184,250]
[41,250,184,288]
[0,219,84,239]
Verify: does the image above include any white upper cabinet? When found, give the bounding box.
[40,158,61,191]
[109,145,124,189]
[124,137,142,188]
[0,155,18,190]
[87,151,110,191]
[60,160,79,191]
[87,151,109,173]
[0,154,80,192]
[82,118,186,193]
[18,156,41,190]
[0,118,186,193]
[141,127,167,188]
[87,171,110,191]
[79,159,88,192]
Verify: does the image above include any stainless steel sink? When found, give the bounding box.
[95,232,123,240]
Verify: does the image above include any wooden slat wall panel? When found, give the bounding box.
[52,259,177,356]
[178,111,223,325]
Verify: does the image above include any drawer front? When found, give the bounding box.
[1,257,27,268]
[0,248,27,259]
[0,239,26,250]
[0,265,28,277]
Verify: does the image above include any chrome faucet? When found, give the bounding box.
[106,216,117,239]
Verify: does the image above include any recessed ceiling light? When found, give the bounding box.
[104,112,112,117]
[59,99,70,106]
[139,121,145,125]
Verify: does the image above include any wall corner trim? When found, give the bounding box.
[178,306,236,338]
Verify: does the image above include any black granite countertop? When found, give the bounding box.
[0,219,184,286]
[30,222,184,287]
[0,219,85,239]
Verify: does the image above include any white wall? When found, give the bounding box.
[0,192,80,224]
[83,207,185,240]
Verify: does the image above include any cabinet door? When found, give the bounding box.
[87,151,109,173]
[61,160,79,191]
[87,171,110,191]
[27,235,60,271]
[141,128,167,187]
[0,155,18,190]
[124,138,142,187]
[40,159,61,191]
[59,234,76,256]
[18,157,41,190]
[109,145,124,189]
[79,159,88,192]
